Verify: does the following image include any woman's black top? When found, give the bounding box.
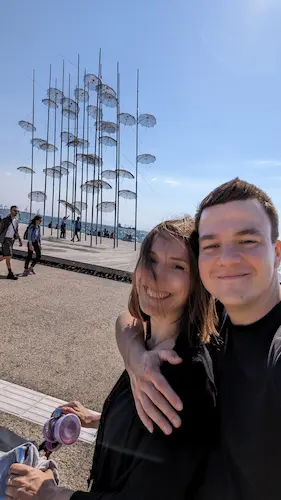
[71,330,217,500]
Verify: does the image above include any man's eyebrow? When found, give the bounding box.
[234,228,263,237]
[199,228,263,242]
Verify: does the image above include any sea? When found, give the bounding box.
[0,208,148,243]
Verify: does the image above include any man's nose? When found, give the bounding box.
[217,244,241,265]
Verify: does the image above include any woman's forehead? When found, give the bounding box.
[150,233,188,258]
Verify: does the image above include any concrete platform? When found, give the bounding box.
[16,224,140,275]
[0,379,97,444]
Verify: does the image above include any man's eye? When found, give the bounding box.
[239,240,257,245]
[203,244,219,250]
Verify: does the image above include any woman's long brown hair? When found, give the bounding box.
[128,216,218,345]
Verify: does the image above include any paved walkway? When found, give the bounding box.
[0,379,97,444]
[17,224,140,272]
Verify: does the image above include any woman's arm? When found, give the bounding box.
[27,225,33,244]
[115,312,183,434]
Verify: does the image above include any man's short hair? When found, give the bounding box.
[10,205,18,211]
[194,177,279,242]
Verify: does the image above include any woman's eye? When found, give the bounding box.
[173,264,185,270]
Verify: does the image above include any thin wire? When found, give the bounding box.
[119,151,154,193]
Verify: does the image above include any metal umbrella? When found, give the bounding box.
[47,88,64,103]
[42,98,57,109]
[28,191,47,202]
[100,92,117,108]
[138,113,157,128]
[43,168,62,179]
[62,97,79,115]
[102,169,134,180]
[97,83,116,97]
[59,199,81,215]
[40,143,58,153]
[18,120,36,132]
[76,153,102,166]
[62,160,76,170]
[53,166,69,176]
[84,73,101,91]
[87,105,98,118]
[119,189,136,200]
[68,138,89,149]
[74,88,89,102]
[31,138,46,149]
[137,153,156,165]
[97,201,115,212]
[74,201,87,212]
[61,131,76,144]
[62,109,77,121]
[17,166,35,174]
[100,136,117,147]
[119,113,136,126]
[98,121,117,134]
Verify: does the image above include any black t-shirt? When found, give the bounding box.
[198,301,281,500]
[71,330,217,500]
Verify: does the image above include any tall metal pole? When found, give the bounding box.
[73,54,80,235]
[43,64,51,234]
[114,63,121,248]
[30,69,35,220]
[51,78,58,236]
[134,69,139,251]
[99,80,104,245]
[57,60,65,238]
[91,49,102,247]
[65,73,71,216]
[80,69,87,239]
[85,79,90,241]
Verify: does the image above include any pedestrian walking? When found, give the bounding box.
[0,206,22,280]
[60,216,69,238]
[71,217,81,242]
[23,215,42,276]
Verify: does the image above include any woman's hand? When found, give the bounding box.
[127,348,184,435]
[6,464,56,500]
[59,401,101,428]
[29,243,34,252]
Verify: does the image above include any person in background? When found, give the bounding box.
[71,217,81,242]
[23,215,42,276]
[0,205,22,280]
[60,216,69,239]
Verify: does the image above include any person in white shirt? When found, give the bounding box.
[0,206,22,280]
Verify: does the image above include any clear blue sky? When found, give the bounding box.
[1,0,281,230]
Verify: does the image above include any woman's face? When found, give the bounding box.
[36,218,42,226]
[135,233,191,321]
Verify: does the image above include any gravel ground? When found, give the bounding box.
[0,260,130,410]
[0,412,93,491]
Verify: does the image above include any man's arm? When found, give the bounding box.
[115,312,183,434]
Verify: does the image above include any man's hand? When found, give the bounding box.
[6,464,56,500]
[128,349,183,435]
[59,400,101,428]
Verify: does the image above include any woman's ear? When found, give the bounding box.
[274,240,281,269]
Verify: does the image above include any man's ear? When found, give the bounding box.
[274,240,281,269]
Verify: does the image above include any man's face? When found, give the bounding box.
[10,207,18,218]
[198,199,281,308]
